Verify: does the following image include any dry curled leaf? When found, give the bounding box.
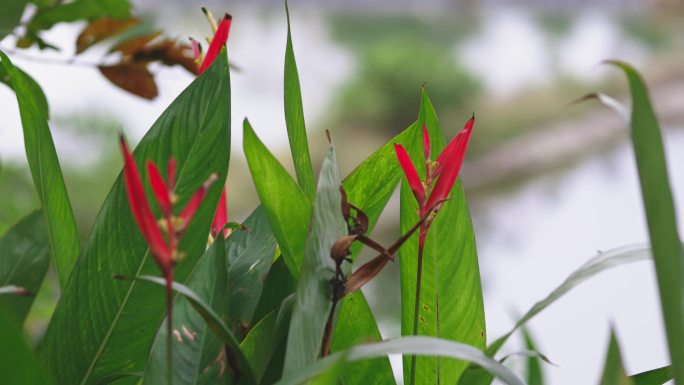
[76,17,139,54]
[99,63,158,99]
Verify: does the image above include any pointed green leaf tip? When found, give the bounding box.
[284,1,316,199]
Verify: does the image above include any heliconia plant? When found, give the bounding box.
[0,4,681,385]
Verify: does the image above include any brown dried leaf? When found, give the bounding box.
[344,255,391,295]
[76,17,139,54]
[110,31,161,56]
[98,63,158,100]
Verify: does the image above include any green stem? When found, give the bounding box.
[166,271,174,385]
[409,223,427,385]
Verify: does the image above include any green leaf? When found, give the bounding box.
[459,244,655,385]
[283,2,315,200]
[143,236,230,385]
[243,118,312,277]
[330,291,396,385]
[39,51,230,385]
[630,365,673,385]
[274,336,525,385]
[599,330,633,385]
[125,275,256,385]
[0,51,79,288]
[226,206,278,333]
[607,61,684,384]
[522,327,544,385]
[29,0,131,31]
[0,211,50,324]
[241,295,294,383]
[400,88,486,384]
[0,0,27,40]
[252,257,296,324]
[283,146,347,376]
[0,304,55,385]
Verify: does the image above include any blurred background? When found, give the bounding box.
[1,0,684,383]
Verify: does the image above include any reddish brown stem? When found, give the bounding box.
[165,271,174,385]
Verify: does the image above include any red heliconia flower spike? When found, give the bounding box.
[211,188,229,238]
[426,117,474,210]
[394,144,425,204]
[434,116,474,178]
[179,173,219,225]
[119,137,172,268]
[422,124,431,162]
[147,161,172,216]
[197,14,232,75]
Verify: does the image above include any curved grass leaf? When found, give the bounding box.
[459,244,655,385]
[330,291,396,385]
[599,330,633,385]
[630,365,673,385]
[0,51,80,288]
[243,119,312,277]
[252,258,296,325]
[283,2,315,199]
[0,304,54,385]
[283,146,347,375]
[0,211,50,323]
[274,337,525,385]
[143,236,230,385]
[607,61,684,384]
[39,51,230,385]
[522,327,544,385]
[400,89,486,384]
[241,295,294,383]
[124,275,255,385]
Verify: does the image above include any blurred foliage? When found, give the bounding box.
[0,163,38,235]
[328,13,481,136]
[619,13,682,51]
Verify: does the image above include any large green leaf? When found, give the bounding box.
[39,51,230,385]
[275,337,525,385]
[283,146,347,376]
[459,244,655,385]
[599,331,633,385]
[608,61,684,384]
[0,211,50,324]
[241,295,294,383]
[400,89,486,385]
[143,236,229,385]
[0,51,80,288]
[283,2,315,200]
[0,304,54,385]
[226,206,278,334]
[243,119,312,277]
[29,0,130,31]
[127,275,255,385]
[330,291,396,385]
[0,0,26,40]
[630,366,673,385]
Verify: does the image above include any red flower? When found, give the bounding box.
[394,116,474,219]
[197,14,232,75]
[119,136,217,272]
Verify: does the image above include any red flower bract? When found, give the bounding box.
[197,14,232,75]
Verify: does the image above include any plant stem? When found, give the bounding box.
[166,271,174,385]
[409,223,427,385]
[321,282,343,357]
